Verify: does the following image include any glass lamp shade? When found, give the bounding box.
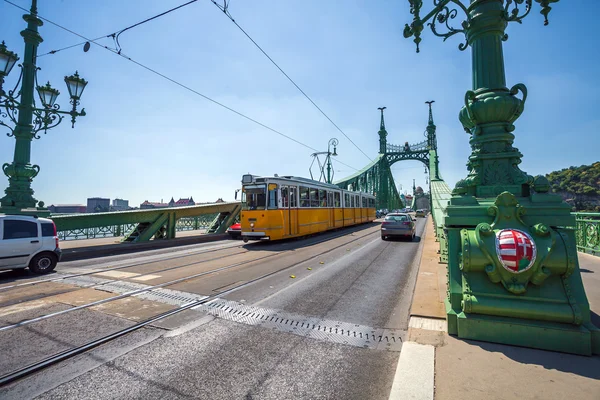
[64,71,87,99]
[37,82,60,108]
[0,41,19,77]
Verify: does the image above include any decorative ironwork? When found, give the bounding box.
[57,215,222,241]
[575,213,600,256]
[428,0,469,51]
[0,0,88,215]
[505,0,533,24]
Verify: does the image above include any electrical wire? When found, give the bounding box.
[3,0,359,171]
[210,0,374,163]
[36,0,199,57]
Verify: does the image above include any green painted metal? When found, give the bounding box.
[336,104,439,211]
[574,212,600,256]
[52,202,241,243]
[0,0,86,216]
[405,0,600,355]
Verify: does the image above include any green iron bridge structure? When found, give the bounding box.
[3,0,600,357]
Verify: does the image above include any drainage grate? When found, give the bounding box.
[62,276,404,350]
[193,299,404,351]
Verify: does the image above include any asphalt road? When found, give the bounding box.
[0,218,427,399]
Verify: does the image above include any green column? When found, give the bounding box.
[404,0,599,355]
[0,1,45,213]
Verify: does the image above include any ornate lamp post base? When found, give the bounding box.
[404,0,599,355]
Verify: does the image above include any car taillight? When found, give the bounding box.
[53,222,59,248]
[402,221,411,226]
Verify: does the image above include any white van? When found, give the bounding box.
[0,215,62,274]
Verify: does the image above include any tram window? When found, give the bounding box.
[355,195,359,207]
[268,184,278,209]
[319,190,327,207]
[362,197,367,207]
[290,186,298,207]
[300,186,310,207]
[328,192,333,208]
[281,186,289,208]
[344,193,350,208]
[310,188,319,207]
[242,184,266,210]
[334,192,341,208]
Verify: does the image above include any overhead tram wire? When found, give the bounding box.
[210,0,374,164]
[37,0,200,57]
[3,0,359,172]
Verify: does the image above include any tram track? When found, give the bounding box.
[0,226,381,386]
[0,241,247,293]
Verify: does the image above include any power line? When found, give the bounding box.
[210,0,374,163]
[36,0,199,57]
[3,0,359,172]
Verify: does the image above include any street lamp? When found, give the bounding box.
[0,0,88,216]
[403,0,558,198]
[309,138,339,184]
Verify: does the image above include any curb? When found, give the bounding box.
[388,341,435,400]
[60,234,230,261]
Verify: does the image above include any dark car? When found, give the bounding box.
[227,222,241,239]
[380,213,416,241]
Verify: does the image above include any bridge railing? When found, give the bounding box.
[55,215,220,241]
[429,179,452,263]
[574,212,600,256]
[51,202,241,243]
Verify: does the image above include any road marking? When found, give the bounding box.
[409,316,446,332]
[95,271,140,279]
[388,342,434,400]
[131,274,162,281]
[0,299,49,317]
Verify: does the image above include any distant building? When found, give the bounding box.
[215,198,225,203]
[49,204,86,214]
[168,197,195,207]
[111,198,130,211]
[140,200,169,209]
[87,197,110,213]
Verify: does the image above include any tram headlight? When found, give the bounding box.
[250,222,255,228]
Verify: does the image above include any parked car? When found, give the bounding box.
[415,209,427,218]
[0,215,61,274]
[380,213,416,241]
[227,222,242,239]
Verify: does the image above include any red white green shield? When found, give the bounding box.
[495,229,537,273]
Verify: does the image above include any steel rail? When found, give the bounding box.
[0,227,380,386]
[0,224,378,332]
[0,242,245,292]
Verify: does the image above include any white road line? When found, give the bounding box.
[388,342,435,400]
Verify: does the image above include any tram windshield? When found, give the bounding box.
[242,184,266,210]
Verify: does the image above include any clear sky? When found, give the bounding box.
[0,0,598,207]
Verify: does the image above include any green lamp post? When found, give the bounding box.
[0,0,88,216]
[404,1,600,355]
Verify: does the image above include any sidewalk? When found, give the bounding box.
[404,218,600,400]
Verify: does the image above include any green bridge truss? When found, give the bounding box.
[335,105,436,212]
[52,202,241,243]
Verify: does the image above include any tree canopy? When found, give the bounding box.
[546,162,600,211]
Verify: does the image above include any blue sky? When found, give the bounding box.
[0,0,598,207]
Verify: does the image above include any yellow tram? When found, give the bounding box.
[240,174,376,242]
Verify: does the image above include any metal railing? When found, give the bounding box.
[574,212,600,256]
[57,215,219,241]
